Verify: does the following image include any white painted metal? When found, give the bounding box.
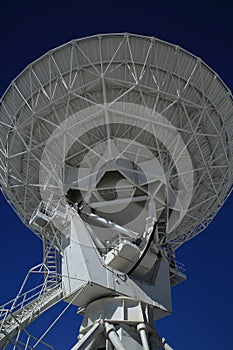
[71,322,105,350]
[81,209,139,238]
[0,33,232,349]
[62,208,172,316]
[75,296,165,349]
[105,323,127,350]
[0,283,62,348]
[137,324,151,350]
[0,33,231,250]
[161,338,174,350]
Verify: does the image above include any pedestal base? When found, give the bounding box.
[71,297,173,350]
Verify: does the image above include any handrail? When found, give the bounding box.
[0,263,62,321]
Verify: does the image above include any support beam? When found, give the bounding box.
[105,323,127,350]
[137,323,150,350]
[71,322,104,350]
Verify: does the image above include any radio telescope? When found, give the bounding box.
[0,33,232,349]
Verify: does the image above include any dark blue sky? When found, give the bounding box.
[0,0,232,349]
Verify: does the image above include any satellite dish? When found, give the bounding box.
[0,33,232,349]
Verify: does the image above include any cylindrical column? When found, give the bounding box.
[106,338,114,350]
[78,297,164,350]
[137,323,150,350]
[71,322,103,350]
[105,322,127,350]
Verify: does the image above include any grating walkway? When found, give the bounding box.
[0,285,63,348]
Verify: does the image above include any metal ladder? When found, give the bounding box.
[43,237,60,289]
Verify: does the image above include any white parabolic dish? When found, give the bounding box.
[0,33,232,250]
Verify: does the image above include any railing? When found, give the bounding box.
[0,265,63,349]
[30,200,68,226]
[0,263,61,324]
[169,258,186,276]
[166,247,186,286]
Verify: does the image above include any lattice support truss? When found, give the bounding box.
[0,264,63,349]
[0,33,232,250]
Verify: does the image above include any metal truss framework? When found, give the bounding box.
[0,263,63,349]
[0,33,232,350]
[0,33,232,251]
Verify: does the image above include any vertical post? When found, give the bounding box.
[137,323,150,350]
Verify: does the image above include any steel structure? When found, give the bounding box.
[0,33,232,349]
